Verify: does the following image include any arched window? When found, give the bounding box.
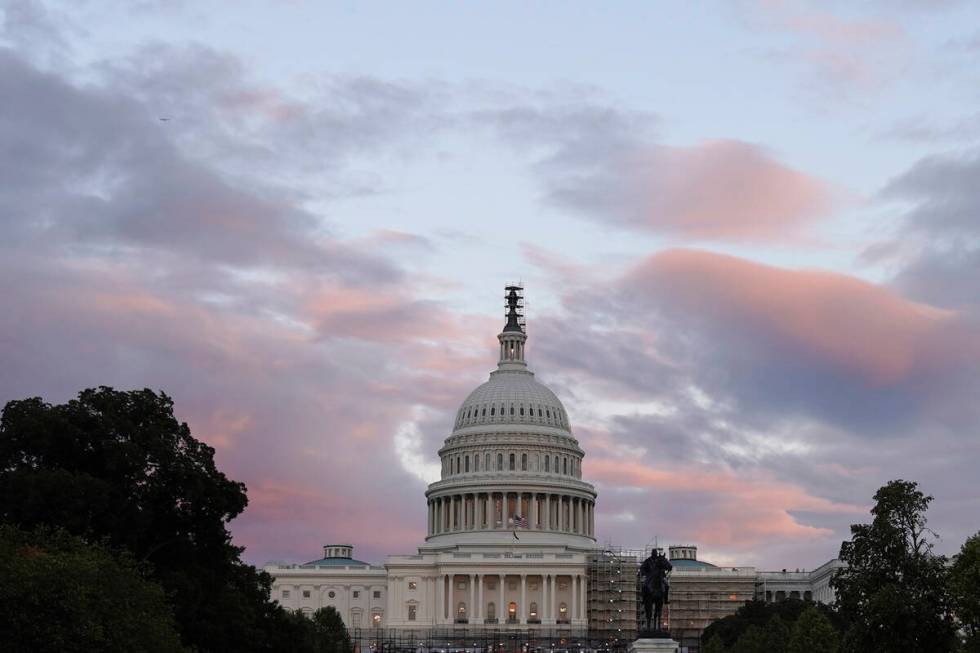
[563,458,568,475]
[519,405,524,416]
[546,409,551,419]
[456,457,461,474]
[545,456,550,472]
[465,456,469,472]
[529,602,539,621]
[521,453,527,470]
[508,601,518,623]
[485,453,490,470]
[474,456,479,471]
[487,602,496,620]
[559,602,568,622]
[510,404,515,415]
[490,406,495,416]
[457,601,467,617]
[497,453,503,470]
[509,453,515,470]
[482,407,486,416]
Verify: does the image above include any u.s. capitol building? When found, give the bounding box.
[265,287,839,647]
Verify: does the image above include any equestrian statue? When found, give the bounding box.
[638,549,672,635]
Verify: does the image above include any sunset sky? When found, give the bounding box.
[3,0,980,570]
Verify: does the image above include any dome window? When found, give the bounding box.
[538,408,542,417]
[546,409,551,419]
[519,406,524,416]
[465,456,469,473]
[545,456,550,472]
[509,454,515,470]
[490,406,495,416]
[474,456,479,471]
[497,453,503,470]
[521,454,527,470]
[510,405,514,416]
[563,458,568,475]
[485,453,490,470]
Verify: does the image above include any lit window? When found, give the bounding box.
[408,581,417,591]
[458,602,467,616]
[509,602,517,617]
[530,602,538,619]
[372,613,381,626]
[560,603,568,615]
[408,605,417,621]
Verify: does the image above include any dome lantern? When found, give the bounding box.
[498,284,528,368]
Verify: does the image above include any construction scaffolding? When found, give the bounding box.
[586,548,642,650]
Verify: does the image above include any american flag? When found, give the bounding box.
[514,514,528,528]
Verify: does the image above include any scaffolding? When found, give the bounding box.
[586,548,642,650]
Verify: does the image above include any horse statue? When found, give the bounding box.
[639,550,672,634]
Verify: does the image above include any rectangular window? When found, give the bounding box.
[408,581,417,590]
[408,605,417,621]
[373,590,381,599]
[282,590,291,599]
[353,591,360,598]
[303,590,311,598]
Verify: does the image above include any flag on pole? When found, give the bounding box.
[514,514,528,528]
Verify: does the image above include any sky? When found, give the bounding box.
[2,0,980,570]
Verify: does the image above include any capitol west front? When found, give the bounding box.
[266,287,839,648]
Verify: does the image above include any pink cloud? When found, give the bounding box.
[628,140,836,240]
[587,458,863,547]
[627,249,966,385]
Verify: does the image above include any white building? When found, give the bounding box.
[265,286,841,640]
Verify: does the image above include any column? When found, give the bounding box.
[499,574,505,623]
[538,574,551,624]
[436,574,444,624]
[477,574,483,622]
[545,494,551,530]
[572,498,578,533]
[484,494,491,528]
[571,575,577,623]
[550,575,556,622]
[530,493,538,528]
[520,574,527,624]
[580,575,587,620]
[469,574,476,623]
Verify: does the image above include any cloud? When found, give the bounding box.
[549,139,837,241]
[734,0,912,96]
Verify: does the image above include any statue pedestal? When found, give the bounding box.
[630,636,680,653]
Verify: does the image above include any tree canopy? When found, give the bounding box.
[0,525,186,653]
[832,479,956,653]
[0,387,315,652]
[950,532,980,651]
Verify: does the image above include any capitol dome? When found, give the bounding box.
[423,286,596,549]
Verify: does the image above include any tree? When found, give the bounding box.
[0,525,186,653]
[832,479,956,653]
[950,532,980,651]
[788,606,839,653]
[0,387,304,653]
[311,606,354,653]
[701,634,727,653]
[730,624,768,653]
[763,615,790,652]
[701,598,819,648]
